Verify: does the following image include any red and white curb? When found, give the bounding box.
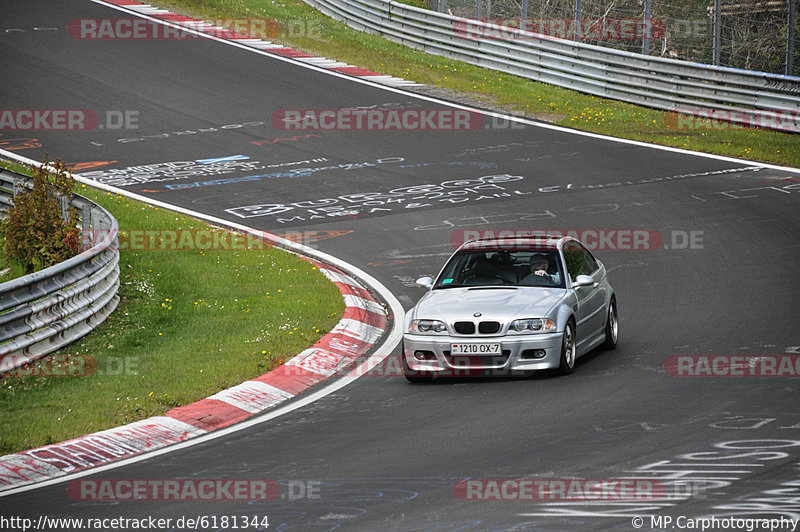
[100,0,421,88]
[0,261,388,491]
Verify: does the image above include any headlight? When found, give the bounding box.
[510,318,556,333]
[410,319,447,334]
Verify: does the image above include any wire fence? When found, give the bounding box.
[429,0,799,76]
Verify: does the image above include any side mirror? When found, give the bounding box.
[574,275,595,288]
[415,276,434,289]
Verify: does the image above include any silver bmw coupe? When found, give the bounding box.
[402,236,617,382]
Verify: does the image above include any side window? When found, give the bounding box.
[563,241,599,281]
[575,241,598,275]
[563,242,583,281]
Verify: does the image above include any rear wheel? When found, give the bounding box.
[402,343,434,383]
[557,320,576,375]
[601,298,618,350]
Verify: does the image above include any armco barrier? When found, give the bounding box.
[301,0,800,132]
[0,167,120,373]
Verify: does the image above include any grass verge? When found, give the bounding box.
[150,0,798,167]
[0,235,28,284]
[0,161,345,454]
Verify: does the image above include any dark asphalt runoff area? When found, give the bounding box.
[2,0,800,530]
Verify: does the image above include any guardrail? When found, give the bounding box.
[0,167,120,373]
[302,0,800,132]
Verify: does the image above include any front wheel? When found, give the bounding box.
[557,321,576,375]
[601,298,618,350]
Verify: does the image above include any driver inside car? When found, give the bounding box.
[520,253,560,286]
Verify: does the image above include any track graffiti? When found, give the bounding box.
[78,156,330,187]
[518,438,800,518]
[250,134,322,146]
[0,137,42,150]
[88,120,270,146]
[224,174,528,222]
[532,166,762,195]
[165,157,405,190]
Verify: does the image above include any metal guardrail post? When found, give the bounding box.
[521,0,528,24]
[642,0,651,56]
[59,195,70,221]
[475,0,481,21]
[712,0,722,66]
[788,0,797,76]
[573,0,582,41]
[83,206,94,251]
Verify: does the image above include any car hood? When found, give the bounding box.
[411,286,566,323]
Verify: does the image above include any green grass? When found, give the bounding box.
[0,233,29,283]
[149,0,798,167]
[0,159,31,176]
[0,240,26,283]
[0,166,344,454]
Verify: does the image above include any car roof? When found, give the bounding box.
[459,235,570,251]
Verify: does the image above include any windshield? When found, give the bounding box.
[434,249,566,289]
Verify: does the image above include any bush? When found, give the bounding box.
[1,157,80,273]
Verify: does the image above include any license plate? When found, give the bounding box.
[451,343,501,355]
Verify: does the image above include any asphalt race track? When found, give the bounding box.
[2,0,800,530]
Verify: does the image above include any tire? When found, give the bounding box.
[601,298,618,350]
[402,343,434,383]
[557,320,576,375]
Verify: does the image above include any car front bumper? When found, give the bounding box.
[403,331,564,375]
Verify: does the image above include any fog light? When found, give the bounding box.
[414,350,435,361]
[521,349,547,359]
